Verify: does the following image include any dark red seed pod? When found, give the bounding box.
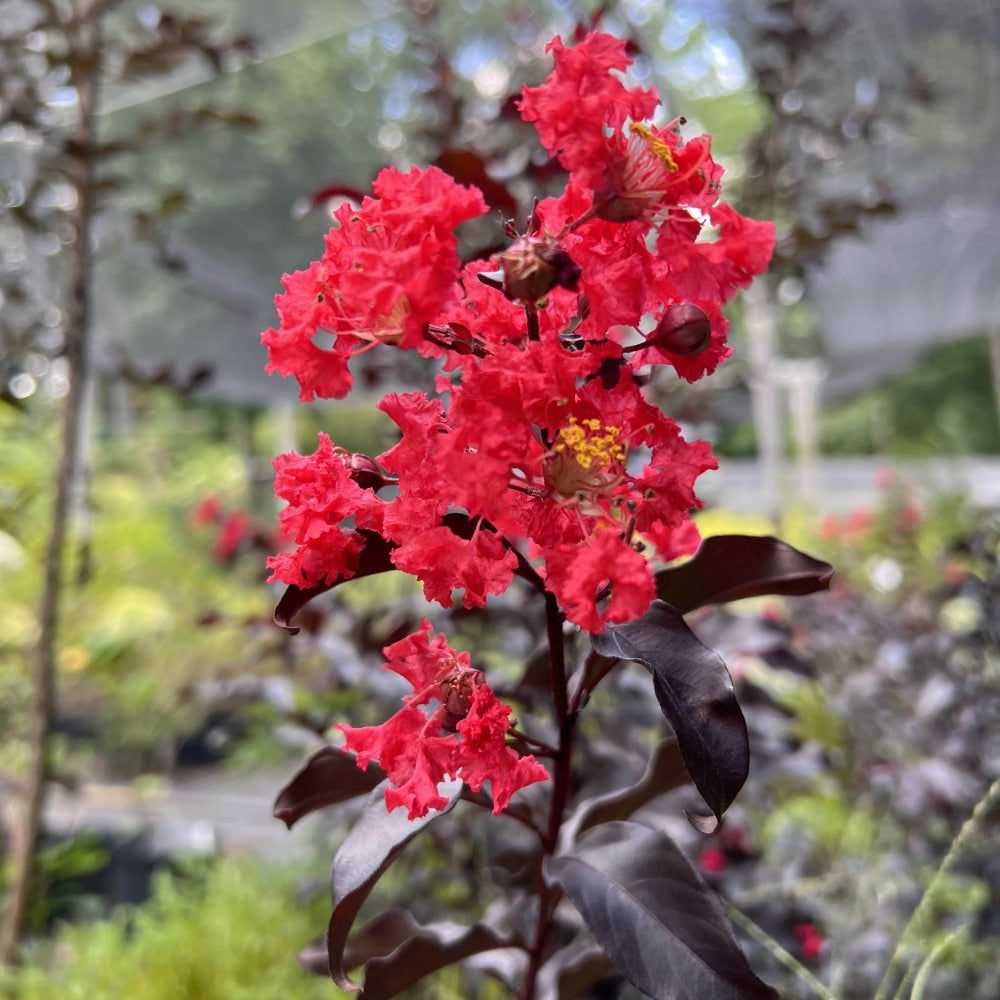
[347,453,389,492]
[652,303,712,354]
[498,236,581,305]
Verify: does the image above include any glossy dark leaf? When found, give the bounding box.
[591,601,748,831]
[544,821,778,1000]
[656,534,833,613]
[273,529,395,633]
[327,779,462,992]
[335,908,519,999]
[463,948,528,993]
[563,739,688,844]
[536,942,615,1000]
[272,747,386,829]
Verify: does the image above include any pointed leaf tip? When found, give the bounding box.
[592,601,749,826]
[656,534,833,614]
[272,747,385,829]
[272,529,396,632]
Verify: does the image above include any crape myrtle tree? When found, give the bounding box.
[263,29,833,1000]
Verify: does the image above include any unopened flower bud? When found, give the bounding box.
[651,303,711,355]
[347,453,389,491]
[437,665,487,731]
[498,236,581,305]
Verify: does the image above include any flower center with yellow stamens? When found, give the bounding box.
[628,122,678,173]
[554,417,626,470]
[326,291,410,348]
[544,417,628,501]
[594,122,684,223]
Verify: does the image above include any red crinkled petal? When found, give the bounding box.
[261,263,355,402]
[656,204,775,303]
[519,32,658,188]
[339,706,455,820]
[265,528,361,587]
[381,619,472,698]
[371,164,488,238]
[641,517,702,564]
[391,526,518,609]
[383,736,455,820]
[545,532,656,633]
[455,685,549,813]
[377,391,448,475]
[266,433,368,586]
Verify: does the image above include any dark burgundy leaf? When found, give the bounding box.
[273,529,395,633]
[272,747,386,829]
[327,779,462,992]
[335,908,519,999]
[536,943,615,1000]
[656,534,833,613]
[544,821,778,1000]
[463,948,529,993]
[591,601,748,830]
[310,182,367,208]
[433,148,519,218]
[564,739,689,843]
[296,938,329,977]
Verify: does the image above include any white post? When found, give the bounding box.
[778,358,827,506]
[744,281,783,520]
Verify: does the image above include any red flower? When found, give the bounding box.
[338,622,548,819]
[261,29,770,636]
[262,167,487,401]
[191,494,223,527]
[265,433,367,587]
[545,531,656,633]
[339,345,714,631]
[697,847,728,874]
[390,524,518,610]
[794,922,825,959]
[214,510,251,562]
[518,32,658,189]
[261,262,354,402]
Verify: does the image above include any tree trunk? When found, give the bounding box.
[0,7,99,964]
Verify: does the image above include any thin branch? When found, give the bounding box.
[519,593,574,1000]
[508,728,558,756]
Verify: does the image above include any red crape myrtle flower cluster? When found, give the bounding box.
[263,31,773,819]
[338,620,549,820]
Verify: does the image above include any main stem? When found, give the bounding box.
[0,8,98,964]
[520,592,575,1000]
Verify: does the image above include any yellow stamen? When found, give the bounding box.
[553,417,626,471]
[628,122,678,172]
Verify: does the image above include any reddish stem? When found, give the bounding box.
[520,592,577,1000]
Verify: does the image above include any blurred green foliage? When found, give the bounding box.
[819,335,1000,457]
[0,392,283,775]
[0,858,332,1000]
